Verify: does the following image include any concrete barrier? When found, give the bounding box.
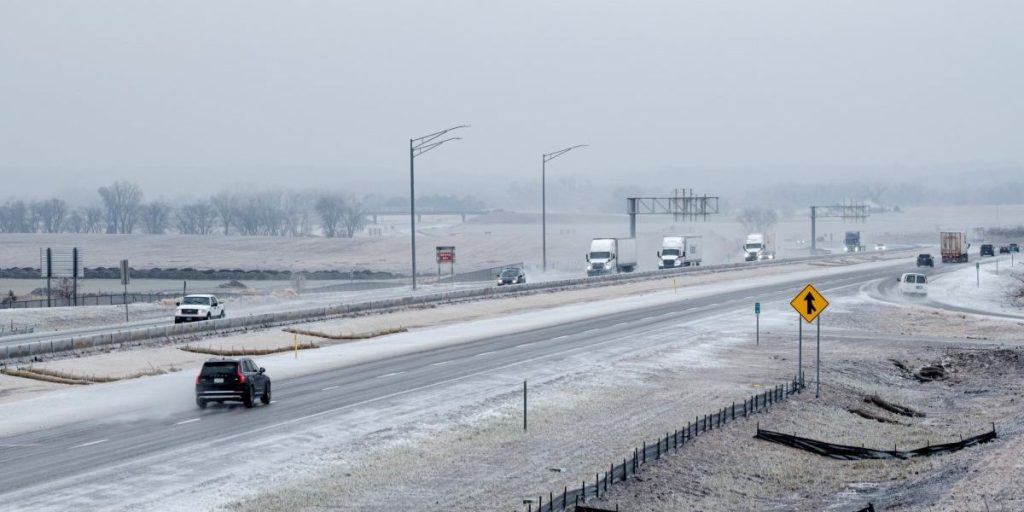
[1,251,909,361]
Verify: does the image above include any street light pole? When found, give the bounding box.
[409,125,469,290]
[542,145,587,272]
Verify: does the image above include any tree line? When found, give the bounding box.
[0,182,487,238]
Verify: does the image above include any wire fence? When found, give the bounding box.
[0,292,177,310]
[523,377,803,512]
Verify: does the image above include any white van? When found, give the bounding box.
[898,273,928,296]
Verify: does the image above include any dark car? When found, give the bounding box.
[496,267,526,286]
[1000,245,1011,254]
[195,357,271,409]
[916,254,934,267]
[1010,243,1020,253]
[980,244,995,257]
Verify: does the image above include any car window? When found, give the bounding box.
[917,275,927,284]
[184,296,211,305]
[201,361,238,377]
[243,360,254,372]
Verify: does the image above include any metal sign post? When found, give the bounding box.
[436,246,455,285]
[976,262,980,288]
[755,302,760,345]
[816,316,822,398]
[790,284,829,395]
[120,259,130,322]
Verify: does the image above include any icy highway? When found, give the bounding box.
[0,258,921,510]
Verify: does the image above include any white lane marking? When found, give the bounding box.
[270,400,277,404]
[582,328,599,334]
[430,360,452,366]
[321,385,339,391]
[0,444,40,447]
[376,371,405,379]
[74,439,108,449]
[553,335,569,340]
[473,351,495,357]
[515,342,537,348]
[612,322,628,327]
[175,418,201,426]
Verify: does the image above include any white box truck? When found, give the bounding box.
[658,236,702,269]
[743,233,775,262]
[586,238,637,276]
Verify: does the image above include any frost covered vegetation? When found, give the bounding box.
[0,180,485,238]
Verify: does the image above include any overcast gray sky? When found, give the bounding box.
[2,0,1022,201]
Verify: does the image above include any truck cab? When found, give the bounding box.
[844,231,864,253]
[658,236,702,269]
[743,233,773,262]
[586,238,637,276]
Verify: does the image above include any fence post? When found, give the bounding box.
[643,441,646,463]
[581,481,586,503]
[563,486,567,508]
[623,458,627,481]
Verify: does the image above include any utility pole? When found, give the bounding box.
[409,125,469,290]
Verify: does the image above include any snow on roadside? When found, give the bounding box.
[927,257,1024,317]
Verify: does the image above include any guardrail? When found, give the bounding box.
[1,251,911,361]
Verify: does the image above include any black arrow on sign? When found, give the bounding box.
[803,292,817,315]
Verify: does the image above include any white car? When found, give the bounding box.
[875,243,886,251]
[175,294,225,323]
[897,273,928,296]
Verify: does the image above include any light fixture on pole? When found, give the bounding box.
[409,125,469,290]
[542,145,587,272]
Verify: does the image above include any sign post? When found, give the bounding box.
[435,246,455,285]
[754,302,760,345]
[120,259,130,322]
[790,284,829,397]
[976,261,980,288]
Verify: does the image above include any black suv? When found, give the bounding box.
[916,254,934,267]
[980,244,995,257]
[496,267,526,286]
[195,357,271,409]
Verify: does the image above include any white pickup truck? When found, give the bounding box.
[174,294,225,324]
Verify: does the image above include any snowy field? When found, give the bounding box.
[0,204,1017,277]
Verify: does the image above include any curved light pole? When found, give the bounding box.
[410,125,469,290]
[542,145,587,271]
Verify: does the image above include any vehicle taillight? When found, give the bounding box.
[195,372,201,385]
[237,368,246,384]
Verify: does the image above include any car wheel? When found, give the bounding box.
[196,398,207,409]
[261,381,271,404]
[205,313,212,321]
[174,318,181,324]
[220,310,226,319]
[243,387,254,408]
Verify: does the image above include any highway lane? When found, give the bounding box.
[867,254,1024,319]
[0,280,493,348]
[0,258,916,507]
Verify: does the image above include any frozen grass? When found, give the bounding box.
[0,365,168,385]
[179,341,319,356]
[282,326,407,340]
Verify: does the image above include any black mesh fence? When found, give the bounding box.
[523,378,803,512]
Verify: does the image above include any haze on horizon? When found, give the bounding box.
[2,0,1022,207]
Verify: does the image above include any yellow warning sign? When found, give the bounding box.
[790,283,829,323]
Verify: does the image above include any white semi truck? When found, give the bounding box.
[743,233,775,262]
[586,238,637,276]
[658,236,702,269]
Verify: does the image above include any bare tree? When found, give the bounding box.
[140,202,172,234]
[33,197,68,234]
[315,194,346,238]
[737,207,779,233]
[65,209,86,233]
[210,191,238,236]
[0,201,31,233]
[83,206,104,233]
[341,200,367,238]
[98,181,143,233]
[176,201,215,235]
